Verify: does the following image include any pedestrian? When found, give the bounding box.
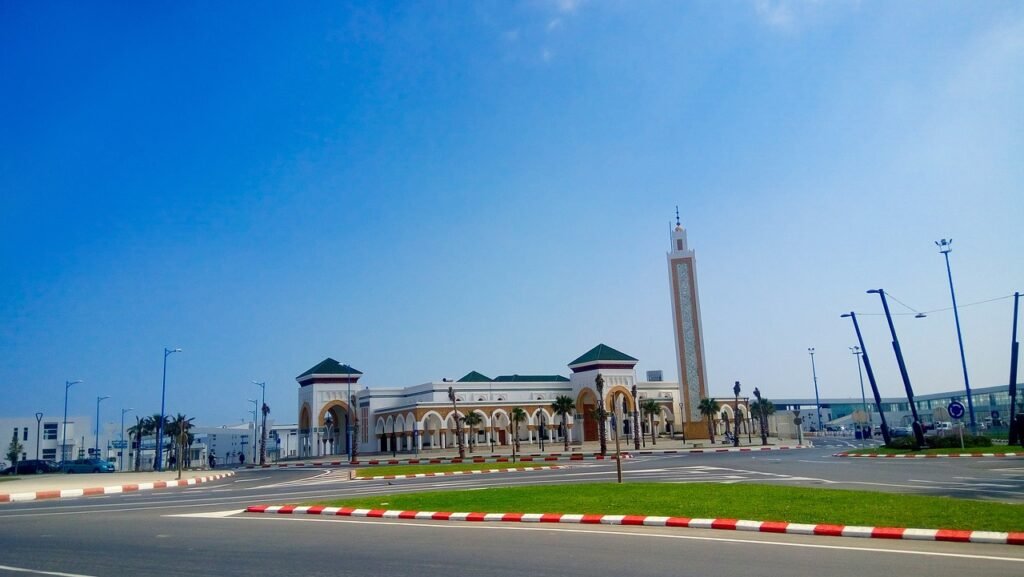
[169,454,176,469]
[208,452,216,470]
[239,453,245,467]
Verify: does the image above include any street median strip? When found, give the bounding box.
[0,472,236,504]
[242,504,1024,546]
[835,452,1021,459]
[353,465,564,480]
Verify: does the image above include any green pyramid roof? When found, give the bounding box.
[493,374,570,383]
[297,358,363,379]
[458,371,492,383]
[568,344,638,366]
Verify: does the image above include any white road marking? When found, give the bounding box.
[0,564,98,576]
[207,514,1024,564]
[165,509,246,518]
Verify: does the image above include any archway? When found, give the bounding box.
[576,388,599,442]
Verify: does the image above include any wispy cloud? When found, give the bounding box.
[753,0,861,33]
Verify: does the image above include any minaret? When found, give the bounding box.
[667,208,710,439]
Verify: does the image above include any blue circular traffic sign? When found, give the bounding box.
[947,401,965,420]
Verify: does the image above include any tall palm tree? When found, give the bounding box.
[550,395,576,451]
[462,412,482,453]
[146,413,167,470]
[260,403,270,465]
[750,398,775,438]
[510,408,527,458]
[127,415,145,472]
[595,374,607,456]
[170,413,194,478]
[641,399,661,446]
[698,398,720,444]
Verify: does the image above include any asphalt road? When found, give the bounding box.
[1,444,1021,577]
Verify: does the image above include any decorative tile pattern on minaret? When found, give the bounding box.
[667,211,710,433]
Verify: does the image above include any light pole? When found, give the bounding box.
[631,384,641,451]
[349,394,360,463]
[868,289,926,448]
[34,412,43,460]
[346,366,352,457]
[120,408,133,471]
[850,346,870,433]
[95,396,109,457]
[808,348,823,432]
[732,381,741,447]
[62,380,82,463]
[841,312,893,446]
[252,381,266,465]
[1008,292,1020,445]
[936,239,976,433]
[248,399,258,463]
[447,386,465,459]
[156,347,182,471]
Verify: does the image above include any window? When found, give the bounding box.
[42,449,56,460]
[23,427,29,441]
[43,423,58,440]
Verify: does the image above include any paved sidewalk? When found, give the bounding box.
[0,470,235,503]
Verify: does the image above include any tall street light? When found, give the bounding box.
[156,347,182,471]
[1008,292,1020,445]
[62,380,82,463]
[34,412,43,460]
[95,396,110,457]
[841,312,892,446]
[447,386,466,459]
[252,381,266,465]
[120,408,134,471]
[936,239,976,433]
[868,289,926,448]
[346,365,353,457]
[808,348,823,432]
[248,399,259,463]
[732,381,741,447]
[850,346,870,431]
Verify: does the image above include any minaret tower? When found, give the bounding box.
[667,208,711,439]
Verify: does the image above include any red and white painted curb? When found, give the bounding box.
[0,471,236,504]
[244,504,1024,546]
[354,465,563,480]
[835,452,1021,459]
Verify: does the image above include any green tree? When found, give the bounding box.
[750,398,775,437]
[127,415,146,472]
[260,403,270,465]
[510,407,527,458]
[595,375,608,456]
[168,413,194,479]
[146,413,168,470]
[462,412,482,453]
[551,395,576,451]
[641,399,661,446]
[698,398,720,444]
[6,430,24,468]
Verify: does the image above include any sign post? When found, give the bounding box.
[947,401,966,449]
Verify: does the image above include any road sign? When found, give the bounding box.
[111,440,128,449]
[947,401,965,420]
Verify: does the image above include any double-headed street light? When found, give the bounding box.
[841,312,892,445]
[850,346,870,431]
[447,386,466,459]
[62,380,82,463]
[936,239,976,433]
[808,348,823,432]
[95,396,109,457]
[156,347,182,471]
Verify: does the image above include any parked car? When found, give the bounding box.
[1,459,60,475]
[890,426,913,437]
[61,458,115,474]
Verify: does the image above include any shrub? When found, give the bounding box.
[926,434,992,449]
[885,437,916,450]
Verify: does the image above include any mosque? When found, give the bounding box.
[295,214,735,457]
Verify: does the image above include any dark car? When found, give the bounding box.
[61,458,115,474]
[1,459,60,475]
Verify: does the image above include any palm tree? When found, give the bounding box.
[750,398,776,438]
[551,395,576,451]
[641,399,661,446]
[510,407,527,459]
[698,398,720,444]
[170,413,194,479]
[127,415,145,472]
[462,412,482,453]
[595,374,607,456]
[260,403,270,465]
[146,413,167,470]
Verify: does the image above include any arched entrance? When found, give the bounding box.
[576,388,598,442]
[318,401,350,456]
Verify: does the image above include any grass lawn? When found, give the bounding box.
[356,462,549,477]
[845,445,1023,456]
[0,477,17,483]
[312,483,1024,533]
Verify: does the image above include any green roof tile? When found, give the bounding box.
[297,358,363,379]
[568,344,638,366]
[493,374,570,383]
[458,371,492,383]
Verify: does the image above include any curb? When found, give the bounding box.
[243,504,1024,546]
[834,452,1021,459]
[0,472,236,504]
[353,465,563,480]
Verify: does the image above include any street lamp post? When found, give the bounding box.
[808,348,823,432]
[447,386,466,459]
[62,380,82,463]
[1008,292,1020,445]
[156,347,182,472]
[851,346,870,434]
[252,381,266,465]
[94,396,109,457]
[34,412,43,460]
[841,312,893,446]
[868,289,926,448]
[732,381,741,448]
[936,239,976,433]
[248,399,258,463]
[346,366,352,458]
[538,412,545,452]
[349,394,360,463]
[120,408,133,471]
[631,384,641,451]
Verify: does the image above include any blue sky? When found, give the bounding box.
[2,1,1022,427]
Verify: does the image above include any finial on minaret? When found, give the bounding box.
[675,206,680,227]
